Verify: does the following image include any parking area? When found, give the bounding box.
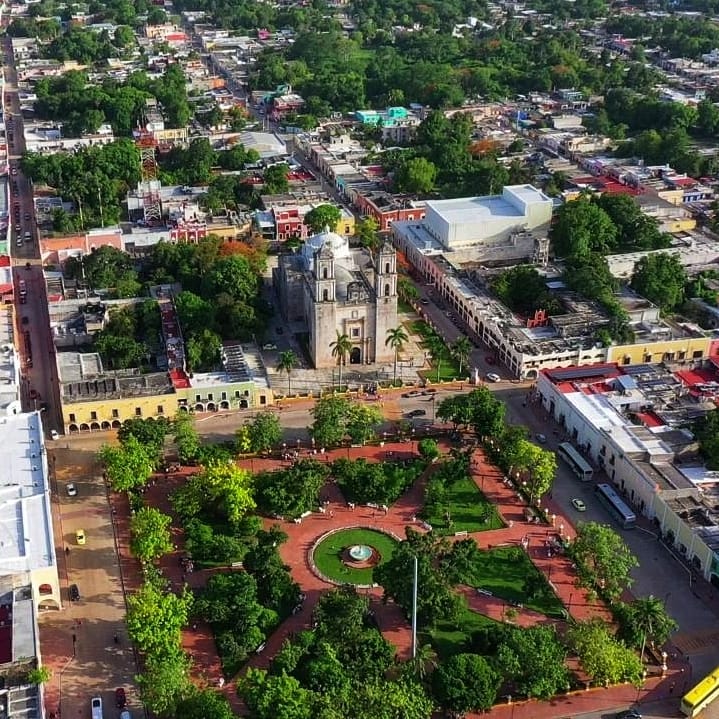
[39,448,138,719]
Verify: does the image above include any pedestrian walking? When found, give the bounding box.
[113,631,119,644]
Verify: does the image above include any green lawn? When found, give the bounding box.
[422,476,503,534]
[313,528,398,585]
[458,546,565,617]
[425,605,498,658]
[409,320,465,381]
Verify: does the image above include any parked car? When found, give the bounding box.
[406,409,426,418]
[535,433,547,443]
[402,391,421,398]
[50,429,59,440]
[120,712,132,719]
[69,584,80,601]
[66,483,77,497]
[615,711,641,719]
[262,343,277,350]
[486,372,501,382]
[115,687,127,708]
[91,697,103,719]
[75,529,86,545]
[571,498,586,512]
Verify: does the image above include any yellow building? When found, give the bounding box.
[607,336,711,366]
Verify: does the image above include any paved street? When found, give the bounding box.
[40,447,138,719]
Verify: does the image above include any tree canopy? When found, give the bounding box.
[630,253,687,312]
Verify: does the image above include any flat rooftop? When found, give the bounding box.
[0,306,20,413]
[0,413,54,574]
[426,195,525,224]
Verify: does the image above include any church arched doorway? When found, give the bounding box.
[350,347,361,364]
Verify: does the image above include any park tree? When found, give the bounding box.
[431,653,499,714]
[311,395,351,447]
[422,329,449,383]
[118,417,170,458]
[569,522,638,600]
[173,412,200,464]
[246,411,283,453]
[567,619,644,686]
[126,581,192,656]
[436,394,474,430]
[451,336,472,377]
[394,156,438,194]
[330,331,352,390]
[277,349,298,397]
[136,646,193,717]
[550,197,618,258]
[495,625,571,699]
[630,253,687,312]
[397,277,420,305]
[355,679,433,719]
[99,435,155,492]
[375,527,460,625]
[466,387,506,439]
[614,596,677,660]
[239,668,314,719]
[130,507,174,564]
[304,204,342,234]
[418,438,440,460]
[345,402,383,444]
[386,326,409,384]
[175,689,235,719]
[512,440,557,502]
[199,462,255,525]
[254,459,328,518]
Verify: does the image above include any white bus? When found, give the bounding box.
[556,442,593,481]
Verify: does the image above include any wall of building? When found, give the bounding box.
[607,337,711,365]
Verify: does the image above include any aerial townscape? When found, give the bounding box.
[7,0,719,718]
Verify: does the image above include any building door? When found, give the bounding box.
[350,347,361,364]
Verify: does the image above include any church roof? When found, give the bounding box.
[301,226,351,268]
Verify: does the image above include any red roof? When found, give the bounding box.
[635,411,664,428]
[0,256,11,267]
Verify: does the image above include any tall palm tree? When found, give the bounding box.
[385,326,409,384]
[632,595,674,663]
[451,336,472,377]
[330,331,352,390]
[424,332,446,384]
[277,350,298,397]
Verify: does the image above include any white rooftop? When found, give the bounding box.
[0,306,20,415]
[0,412,54,574]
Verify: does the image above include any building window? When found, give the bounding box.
[259,395,266,405]
[623,356,631,365]
[90,411,97,421]
[221,391,227,400]
[69,413,76,423]
[157,405,164,414]
[644,353,652,363]
[208,393,214,401]
[352,328,359,337]
[663,352,675,362]
[323,267,328,279]
[678,351,686,360]
[344,225,350,234]
[112,409,119,418]
[195,394,201,402]
[235,390,241,398]
[351,310,358,319]
[385,284,390,296]
[323,289,329,301]
[135,407,142,416]
[385,262,390,274]
[693,350,703,359]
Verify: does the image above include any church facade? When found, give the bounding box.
[274,229,399,369]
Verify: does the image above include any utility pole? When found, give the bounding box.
[411,555,418,659]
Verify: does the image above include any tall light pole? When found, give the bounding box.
[411,555,418,659]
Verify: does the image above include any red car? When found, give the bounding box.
[115,687,126,709]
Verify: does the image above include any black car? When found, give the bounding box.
[406,409,427,418]
[615,711,642,719]
[69,584,80,601]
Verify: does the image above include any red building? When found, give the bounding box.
[353,191,425,231]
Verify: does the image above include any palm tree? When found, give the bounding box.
[385,326,409,384]
[330,331,352,390]
[451,336,472,377]
[405,643,438,683]
[277,350,298,397]
[424,332,446,384]
[632,595,674,663]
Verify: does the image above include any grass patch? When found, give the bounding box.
[423,475,503,534]
[313,528,398,585]
[458,546,564,617]
[425,605,498,659]
[409,320,464,381]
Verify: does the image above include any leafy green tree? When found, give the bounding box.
[127,581,192,656]
[431,653,499,714]
[422,330,448,383]
[173,412,201,464]
[175,689,235,719]
[99,436,155,492]
[136,645,192,717]
[130,507,174,564]
[386,326,409,384]
[615,596,677,660]
[417,438,439,460]
[394,156,437,194]
[118,417,170,460]
[330,331,352,390]
[304,204,342,234]
[550,197,618,258]
[246,411,283,453]
[495,625,571,698]
[451,336,472,377]
[375,527,460,625]
[263,164,290,194]
[355,215,380,252]
[569,522,638,600]
[567,619,643,686]
[693,409,719,470]
[397,276,420,304]
[332,457,423,504]
[492,265,559,316]
[254,459,328,518]
[277,350,298,397]
[311,395,351,447]
[630,253,687,312]
[198,462,255,525]
[239,668,314,719]
[345,402,383,444]
[355,679,433,719]
[511,440,557,502]
[466,387,505,439]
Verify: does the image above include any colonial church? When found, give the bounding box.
[274,228,399,369]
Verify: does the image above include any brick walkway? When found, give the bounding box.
[103,438,689,719]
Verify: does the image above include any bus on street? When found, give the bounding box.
[681,664,719,717]
[594,483,636,529]
[556,442,593,481]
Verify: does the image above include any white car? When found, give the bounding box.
[486,372,501,383]
[49,429,59,440]
[262,343,277,351]
[571,498,587,512]
[66,483,77,497]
